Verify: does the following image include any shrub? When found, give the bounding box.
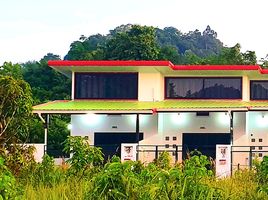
[63,136,104,175]
[0,157,21,199]
[0,144,36,177]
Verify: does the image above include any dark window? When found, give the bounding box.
[75,73,138,99]
[165,77,242,99]
[251,81,268,100]
[196,111,210,116]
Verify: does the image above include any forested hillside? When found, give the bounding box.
[1,24,266,157]
[64,24,258,65]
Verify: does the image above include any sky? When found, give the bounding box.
[1,0,268,65]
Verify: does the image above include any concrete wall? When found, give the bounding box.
[25,144,45,162]
[71,114,159,145]
[242,75,250,101]
[138,72,164,101]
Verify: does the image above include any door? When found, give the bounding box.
[182,133,231,159]
[94,132,143,161]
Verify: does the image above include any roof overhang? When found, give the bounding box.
[33,100,268,114]
[48,60,268,78]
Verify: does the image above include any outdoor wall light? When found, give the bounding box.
[82,114,101,126]
[256,113,268,127]
[67,124,72,130]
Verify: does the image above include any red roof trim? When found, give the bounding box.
[171,65,260,70]
[48,60,173,67]
[48,60,268,74]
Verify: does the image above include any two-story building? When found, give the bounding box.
[33,60,268,166]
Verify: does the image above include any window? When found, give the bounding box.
[75,73,138,99]
[250,81,268,100]
[165,77,242,99]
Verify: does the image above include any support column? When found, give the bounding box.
[230,111,234,145]
[136,113,140,161]
[136,114,140,143]
[230,111,234,175]
[44,114,49,154]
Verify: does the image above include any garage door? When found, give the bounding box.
[182,133,231,159]
[94,132,143,161]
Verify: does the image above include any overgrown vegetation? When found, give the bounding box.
[0,137,268,199]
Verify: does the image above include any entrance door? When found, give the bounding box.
[182,133,230,159]
[94,132,143,161]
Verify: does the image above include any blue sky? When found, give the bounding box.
[1,0,268,64]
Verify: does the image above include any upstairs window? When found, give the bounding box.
[165,77,242,99]
[250,81,268,100]
[75,73,138,99]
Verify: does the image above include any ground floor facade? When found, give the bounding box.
[70,111,268,168]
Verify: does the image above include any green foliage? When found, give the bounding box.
[256,156,268,193]
[22,54,70,104]
[106,25,160,60]
[0,62,23,79]
[0,157,21,199]
[0,75,33,145]
[1,145,36,177]
[183,151,213,177]
[154,151,171,169]
[46,115,70,158]
[63,136,104,174]
[22,154,65,187]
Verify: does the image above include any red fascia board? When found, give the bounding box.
[172,65,260,70]
[48,60,268,74]
[48,60,173,67]
[259,68,268,74]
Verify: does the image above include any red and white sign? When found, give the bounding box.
[121,143,137,162]
[216,144,231,178]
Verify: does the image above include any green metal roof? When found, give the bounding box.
[33,100,268,113]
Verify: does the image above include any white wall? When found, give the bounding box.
[138,72,164,101]
[242,75,250,101]
[247,111,268,145]
[158,112,231,145]
[71,114,159,145]
[25,144,45,162]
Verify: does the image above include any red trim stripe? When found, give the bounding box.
[48,60,268,74]
[48,60,173,67]
[171,65,259,70]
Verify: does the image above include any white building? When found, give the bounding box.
[33,60,268,168]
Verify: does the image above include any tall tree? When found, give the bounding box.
[105,25,160,60]
[23,53,71,104]
[0,75,33,145]
[0,62,23,79]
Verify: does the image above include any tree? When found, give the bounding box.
[0,76,33,145]
[23,54,71,104]
[105,25,160,60]
[0,62,23,79]
[206,43,257,65]
[159,46,181,64]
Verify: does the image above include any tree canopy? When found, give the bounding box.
[0,75,33,145]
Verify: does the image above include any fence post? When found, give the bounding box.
[175,145,178,163]
[155,146,158,160]
[249,146,253,169]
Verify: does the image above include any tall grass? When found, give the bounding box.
[22,178,88,200]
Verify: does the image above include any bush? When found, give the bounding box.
[0,157,21,199]
[0,145,36,177]
[63,136,104,175]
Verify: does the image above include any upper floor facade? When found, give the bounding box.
[48,60,268,102]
